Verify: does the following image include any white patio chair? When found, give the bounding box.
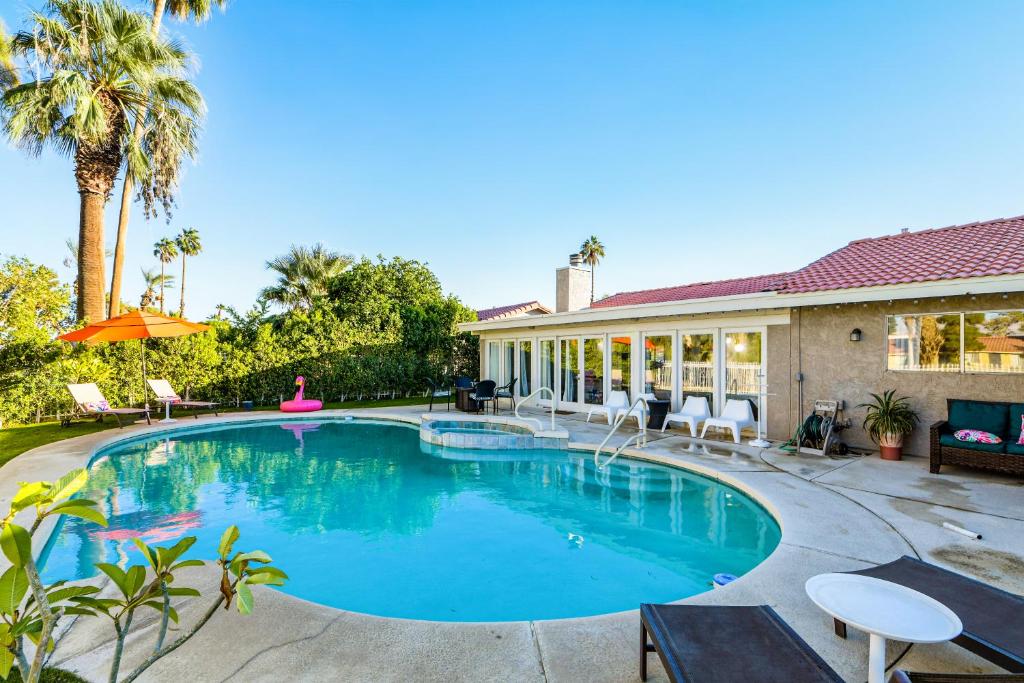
[700,399,755,444]
[65,383,150,428]
[586,390,630,425]
[148,379,219,420]
[661,396,712,436]
[615,393,657,428]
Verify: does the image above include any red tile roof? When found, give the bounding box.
[476,301,551,321]
[780,215,1024,293]
[587,215,1024,310]
[976,336,1024,354]
[590,273,789,308]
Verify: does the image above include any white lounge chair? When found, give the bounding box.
[148,379,219,421]
[700,398,755,443]
[615,392,657,428]
[661,396,712,436]
[65,383,150,428]
[586,390,630,425]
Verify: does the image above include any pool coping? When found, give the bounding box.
[1,408,922,681]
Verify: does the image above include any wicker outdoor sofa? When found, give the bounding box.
[930,398,1024,476]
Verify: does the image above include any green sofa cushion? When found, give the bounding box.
[947,400,1008,438]
[1004,442,1024,456]
[1008,404,1024,445]
[939,432,1006,454]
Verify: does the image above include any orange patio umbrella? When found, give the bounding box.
[59,310,210,407]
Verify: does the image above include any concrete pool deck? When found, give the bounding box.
[2,405,1021,682]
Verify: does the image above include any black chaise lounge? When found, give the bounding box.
[640,604,843,682]
[836,556,1024,673]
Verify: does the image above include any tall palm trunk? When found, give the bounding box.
[108,0,168,317]
[74,96,124,322]
[179,255,186,317]
[78,192,107,322]
[590,264,595,303]
[159,261,166,314]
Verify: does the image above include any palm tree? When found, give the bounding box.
[2,0,203,322]
[579,236,605,303]
[63,237,113,298]
[0,20,15,92]
[108,0,226,318]
[260,244,352,311]
[140,267,174,308]
[175,227,201,317]
[154,237,178,314]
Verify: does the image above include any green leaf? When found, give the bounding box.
[0,524,32,568]
[0,566,28,614]
[139,601,180,624]
[49,469,88,502]
[235,581,253,615]
[165,587,200,597]
[47,502,107,527]
[11,481,50,512]
[234,550,272,564]
[132,538,159,570]
[124,565,146,598]
[94,563,129,597]
[0,645,12,680]
[171,559,205,570]
[218,526,239,560]
[159,536,196,568]
[46,585,100,604]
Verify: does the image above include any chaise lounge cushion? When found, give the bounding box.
[1004,442,1024,456]
[948,399,1008,438]
[939,433,1006,454]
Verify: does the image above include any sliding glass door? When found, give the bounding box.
[643,334,672,401]
[502,340,515,387]
[582,337,605,405]
[559,338,579,403]
[610,336,632,401]
[486,341,500,381]
[539,339,555,402]
[682,332,715,414]
[518,340,533,397]
[724,331,763,415]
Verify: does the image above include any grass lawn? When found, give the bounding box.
[0,395,434,469]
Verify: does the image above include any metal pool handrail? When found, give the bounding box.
[514,387,556,432]
[595,396,648,470]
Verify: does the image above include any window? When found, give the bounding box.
[610,336,632,400]
[725,331,762,408]
[560,338,579,402]
[540,340,555,395]
[644,335,672,400]
[503,340,515,385]
[583,338,604,405]
[519,341,532,396]
[487,341,500,380]
[683,333,715,414]
[887,310,1024,374]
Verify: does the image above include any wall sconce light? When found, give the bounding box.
[850,328,862,342]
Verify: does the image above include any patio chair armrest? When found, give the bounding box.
[930,420,948,433]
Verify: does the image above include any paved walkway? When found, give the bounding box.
[2,405,1020,682]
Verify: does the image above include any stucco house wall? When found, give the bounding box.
[787,292,1024,456]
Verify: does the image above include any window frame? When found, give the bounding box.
[884,309,1024,376]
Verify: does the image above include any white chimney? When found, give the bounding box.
[556,254,592,312]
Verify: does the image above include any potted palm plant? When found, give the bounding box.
[860,390,919,461]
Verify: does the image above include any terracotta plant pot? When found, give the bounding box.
[879,433,904,461]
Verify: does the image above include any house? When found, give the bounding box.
[459,216,1024,455]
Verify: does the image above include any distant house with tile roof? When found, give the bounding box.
[460,215,1024,456]
[475,301,552,322]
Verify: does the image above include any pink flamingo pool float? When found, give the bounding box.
[280,376,323,413]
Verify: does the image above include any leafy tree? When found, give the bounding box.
[175,227,201,317]
[0,19,15,91]
[153,238,178,314]
[2,0,203,322]
[108,0,226,317]
[260,244,352,311]
[579,235,605,303]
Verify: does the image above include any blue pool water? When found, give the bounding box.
[40,419,780,621]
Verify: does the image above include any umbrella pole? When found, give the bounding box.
[142,338,149,410]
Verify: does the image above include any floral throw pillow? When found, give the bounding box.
[1019,416,1024,445]
[84,400,110,412]
[954,429,1002,444]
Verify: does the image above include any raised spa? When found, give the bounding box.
[40,419,780,622]
[419,418,566,449]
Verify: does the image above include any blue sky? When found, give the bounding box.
[2,0,1023,318]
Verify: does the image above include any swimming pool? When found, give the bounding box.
[39,418,780,622]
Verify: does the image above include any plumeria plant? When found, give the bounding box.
[0,469,286,683]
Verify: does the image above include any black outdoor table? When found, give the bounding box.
[645,399,671,429]
[456,387,480,412]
